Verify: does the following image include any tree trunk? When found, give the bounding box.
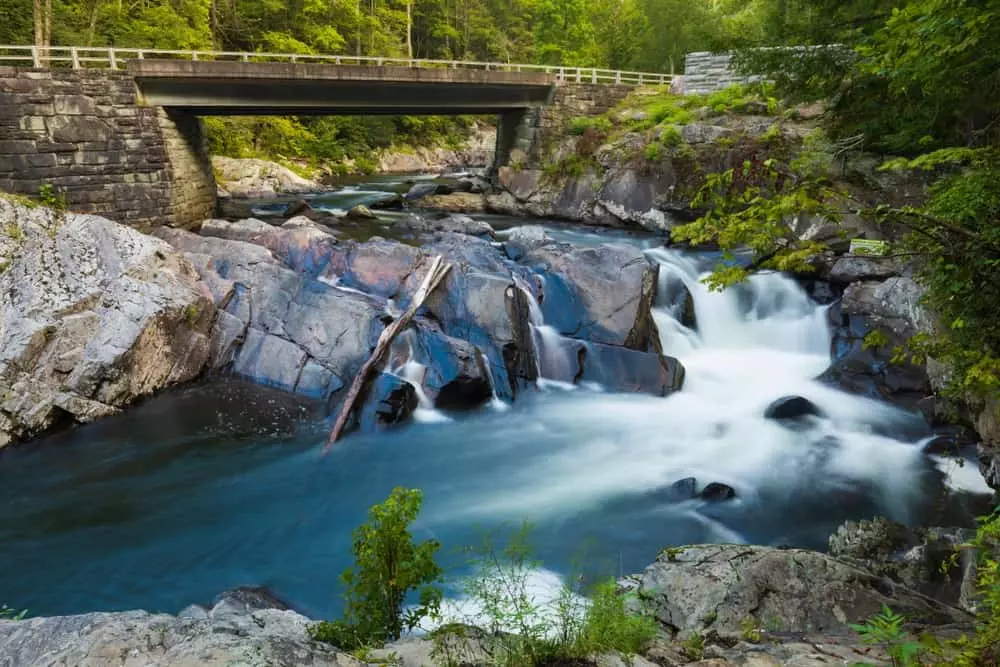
[406,0,413,60]
[86,0,100,47]
[44,0,53,47]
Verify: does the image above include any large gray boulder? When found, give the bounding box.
[0,600,363,667]
[0,198,216,447]
[522,243,660,351]
[634,544,972,637]
[212,156,321,197]
[841,277,934,338]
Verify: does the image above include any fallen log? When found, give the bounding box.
[322,255,452,453]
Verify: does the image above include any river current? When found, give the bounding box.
[0,174,991,620]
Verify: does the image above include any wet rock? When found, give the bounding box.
[764,395,824,422]
[502,225,551,261]
[576,342,686,396]
[389,326,493,410]
[679,123,731,144]
[359,373,419,430]
[821,305,930,411]
[0,199,215,447]
[405,182,450,200]
[669,477,698,500]
[841,277,934,338]
[393,213,494,239]
[283,198,313,218]
[699,482,736,502]
[345,204,377,221]
[636,544,972,636]
[522,243,660,351]
[369,194,405,210]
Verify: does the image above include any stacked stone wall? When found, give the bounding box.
[682,52,759,95]
[0,68,214,229]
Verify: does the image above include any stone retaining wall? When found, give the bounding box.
[0,68,214,229]
[683,52,759,95]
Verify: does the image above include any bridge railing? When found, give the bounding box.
[0,45,672,85]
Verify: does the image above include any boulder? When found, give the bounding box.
[0,599,362,667]
[635,544,973,637]
[829,518,981,612]
[393,214,495,239]
[841,277,934,338]
[699,482,736,502]
[359,373,419,431]
[418,192,488,213]
[404,182,449,200]
[0,198,216,447]
[522,243,660,351]
[668,477,698,500]
[829,255,902,284]
[502,225,551,261]
[345,204,377,221]
[283,198,313,218]
[763,395,825,422]
[201,217,274,243]
[212,156,321,198]
[369,194,405,210]
[576,342,685,396]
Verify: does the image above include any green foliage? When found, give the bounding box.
[644,141,664,162]
[943,509,1000,665]
[574,579,658,656]
[38,184,67,212]
[0,605,27,621]
[740,616,762,643]
[568,116,612,136]
[850,605,923,667]
[433,523,655,666]
[671,158,840,290]
[660,125,682,148]
[309,487,442,650]
[682,631,705,660]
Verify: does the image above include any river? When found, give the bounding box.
[0,174,991,621]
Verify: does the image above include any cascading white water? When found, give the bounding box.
[436,248,937,534]
[512,275,577,389]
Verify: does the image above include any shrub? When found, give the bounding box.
[660,125,683,148]
[309,487,443,649]
[574,579,657,656]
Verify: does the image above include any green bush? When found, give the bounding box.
[660,125,683,148]
[644,141,664,161]
[574,579,658,656]
[433,523,656,667]
[309,487,443,650]
[0,605,26,621]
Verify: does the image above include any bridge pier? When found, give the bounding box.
[0,69,214,229]
[488,109,538,181]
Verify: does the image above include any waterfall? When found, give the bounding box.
[512,274,577,390]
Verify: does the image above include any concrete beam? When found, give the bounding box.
[129,60,556,115]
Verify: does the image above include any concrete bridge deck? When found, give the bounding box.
[129,60,557,115]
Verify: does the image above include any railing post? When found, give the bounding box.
[137,50,145,60]
[558,66,564,82]
[70,47,80,70]
[191,51,199,61]
[591,68,597,84]
[376,57,383,66]
[31,46,40,68]
[451,61,457,69]
[109,48,117,70]
[242,53,249,62]
[335,56,341,64]
[615,71,621,84]
[638,73,643,85]
[290,54,297,63]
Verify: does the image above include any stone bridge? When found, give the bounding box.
[0,48,667,228]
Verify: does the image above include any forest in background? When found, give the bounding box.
[0,0,787,169]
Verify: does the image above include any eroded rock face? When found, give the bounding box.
[0,198,216,447]
[635,544,972,636]
[153,217,680,435]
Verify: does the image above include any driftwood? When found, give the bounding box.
[322,255,452,453]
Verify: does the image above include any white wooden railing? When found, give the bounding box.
[0,45,672,85]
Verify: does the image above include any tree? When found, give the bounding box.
[309,487,443,648]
